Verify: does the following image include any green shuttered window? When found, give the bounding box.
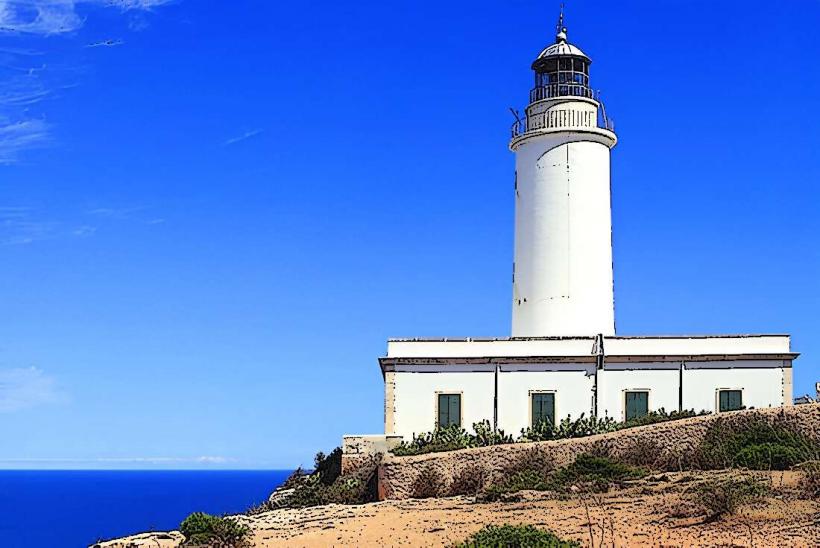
[625,391,649,421]
[719,390,743,412]
[531,393,555,427]
[438,394,461,428]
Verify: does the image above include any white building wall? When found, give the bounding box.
[606,335,791,356]
[386,335,792,360]
[682,361,788,412]
[496,367,594,435]
[598,365,680,421]
[387,359,793,440]
[391,369,494,440]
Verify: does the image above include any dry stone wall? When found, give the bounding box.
[377,404,820,500]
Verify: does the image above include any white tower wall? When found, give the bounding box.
[511,98,617,337]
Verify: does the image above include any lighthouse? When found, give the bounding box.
[510,12,617,337]
[361,9,796,445]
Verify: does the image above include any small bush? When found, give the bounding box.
[449,464,488,496]
[392,421,513,456]
[685,477,769,520]
[619,408,708,429]
[502,448,555,478]
[313,447,342,485]
[395,410,711,457]
[280,467,309,488]
[615,437,664,468]
[550,454,646,492]
[473,420,515,446]
[411,465,444,499]
[520,414,618,442]
[484,454,646,499]
[179,512,250,547]
[798,461,820,499]
[455,524,580,548]
[733,442,807,471]
[697,419,818,470]
[270,473,369,508]
[486,468,552,500]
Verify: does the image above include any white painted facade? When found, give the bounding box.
[374,17,799,441]
[496,367,594,435]
[382,336,796,439]
[391,367,496,443]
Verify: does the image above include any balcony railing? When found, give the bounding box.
[529,84,595,103]
[511,103,614,139]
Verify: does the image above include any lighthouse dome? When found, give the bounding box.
[535,40,589,61]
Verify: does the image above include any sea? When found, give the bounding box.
[0,470,291,548]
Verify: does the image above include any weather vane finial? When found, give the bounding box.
[555,2,567,43]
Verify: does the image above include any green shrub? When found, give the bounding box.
[697,419,818,470]
[473,420,515,446]
[455,524,579,548]
[798,461,820,499]
[313,447,342,485]
[550,454,646,492]
[392,421,513,456]
[684,477,769,520]
[488,468,552,498]
[484,454,646,499]
[733,442,807,470]
[179,512,250,547]
[521,414,619,442]
[396,410,712,457]
[270,473,369,508]
[619,408,708,429]
[449,463,488,496]
[411,465,443,499]
[280,467,309,488]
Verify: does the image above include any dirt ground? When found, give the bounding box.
[235,471,820,547]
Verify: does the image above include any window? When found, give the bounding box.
[719,390,743,412]
[437,394,461,428]
[531,393,555,427]
[625,391,649,421]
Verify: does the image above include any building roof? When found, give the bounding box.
[381,335,797,369]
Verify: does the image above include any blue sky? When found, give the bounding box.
[0,0,818,469]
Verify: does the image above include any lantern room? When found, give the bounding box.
[529,18,593,103]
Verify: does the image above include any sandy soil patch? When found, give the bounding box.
[239,471,820,547]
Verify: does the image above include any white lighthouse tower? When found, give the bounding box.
[510,12,617,337]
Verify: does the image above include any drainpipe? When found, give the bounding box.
[594,333,605,417]
[493,363,499,432]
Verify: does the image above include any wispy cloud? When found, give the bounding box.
[0,204,163,245]
[86,205,145,219]
[1,205,82,244]
[0,1,175,36]
[0,205,56,244]
[0,1,84,35]
[0,118,49,164]
[86,205,164,225]
[0,367,63,412]
[0,455,235,464]
[223,128,263,147]
[0,1,175,163]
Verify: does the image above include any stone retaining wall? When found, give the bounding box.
[377,404,820,500]
[341,434,403,475]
